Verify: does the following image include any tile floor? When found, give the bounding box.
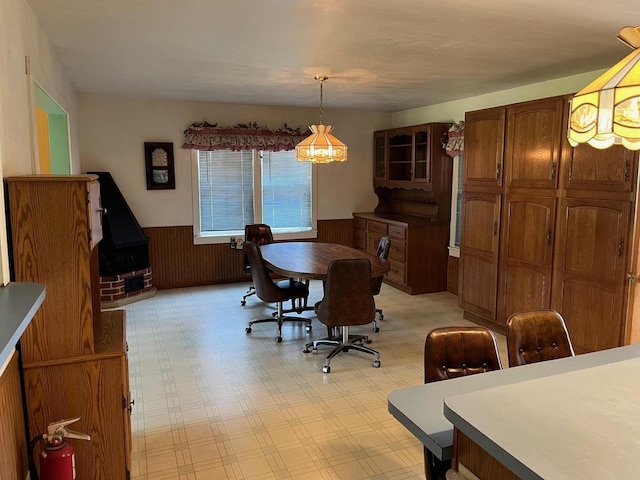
[124,281,507,480]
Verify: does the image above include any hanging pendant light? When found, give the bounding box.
[568,26,640,150]
[296,75,348,163]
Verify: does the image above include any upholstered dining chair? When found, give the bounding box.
[506,309,575,367]
[240,224,274,306]
[303,258,380,373]
[243,242,311,343]
[423,326,503,480]
[370,235,390,332]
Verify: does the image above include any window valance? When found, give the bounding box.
[182,121,308,152]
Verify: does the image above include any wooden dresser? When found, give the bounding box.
[7,175,132,480]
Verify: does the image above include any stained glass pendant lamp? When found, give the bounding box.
[296,75,348,163]
[568,26,640,150]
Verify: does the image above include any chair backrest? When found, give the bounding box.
[316,258,375,328]
[506,310,575,367]
[424,327,502,383]
[243,242,288,303]
[370,236,390,296]
[245,224,274,245]
[243,224,274,273]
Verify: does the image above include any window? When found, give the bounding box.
[193,149,317,243]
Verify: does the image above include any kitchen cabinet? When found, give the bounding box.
[7,175,131,480]
[459,96,638,352]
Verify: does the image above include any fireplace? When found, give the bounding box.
[89,171,156,307]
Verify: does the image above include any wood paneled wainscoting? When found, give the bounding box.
[143,219,354,289]
[447,255,459,295]
[0,352,28,480]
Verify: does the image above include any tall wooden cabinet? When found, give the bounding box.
[7,175,132,480]
[459,96,638,353]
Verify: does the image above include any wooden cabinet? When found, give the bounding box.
[353,212,449,294]
[374,123,449,190]
[7,175,131,480]
[459,95,638,352]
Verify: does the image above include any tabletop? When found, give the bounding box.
[260,242,389,280]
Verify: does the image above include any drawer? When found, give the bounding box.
[353,217,367,230]
[386,260,406,284]
[354,228,366,250]
[388,240,406,263]
[367,221,388,235]
[367,232,383,255]
[388,224,406,239]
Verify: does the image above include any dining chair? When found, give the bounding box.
[303,258,380,373]
[370,235,390,332]
[506,309,575,367]
[240,224,274,306]
[243,242,311,343]
[423,326,503,480]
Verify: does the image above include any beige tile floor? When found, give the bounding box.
[124,281,507,480]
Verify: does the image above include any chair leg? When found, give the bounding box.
[246,301,311,343]
[241,285,256,306]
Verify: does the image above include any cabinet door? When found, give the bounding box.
[552,198,631,352]
[563,143,637,192]
[498,194,556,323]
[504,97,564,189]
[413,125,430,183]
[387,127,413,181]
[373,131,387,180]
[464,108,506,188]
[459,192,501,321]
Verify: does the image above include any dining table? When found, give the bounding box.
[259,241,389,280]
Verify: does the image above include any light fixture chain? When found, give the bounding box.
[319,79,323,125]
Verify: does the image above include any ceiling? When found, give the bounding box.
[25,0,638,112]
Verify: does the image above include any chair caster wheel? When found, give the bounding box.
[373,327,380,333]
[305,325,312,332]
[322,365,331,373]
[241,300,246,306]
[379,314,384,321]
[373,360,381,368]
[312,347,318,355]
[245,327,252,334]
[366,338,372,344]
[303,347,310,353]
[276,336,282,343]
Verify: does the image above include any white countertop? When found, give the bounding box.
[388,344,640,462]
[0,282,45,373]
[444,354,640,480]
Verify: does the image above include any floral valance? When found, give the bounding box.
[444,121,464,158]
[182,121,308,152]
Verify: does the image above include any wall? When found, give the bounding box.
[391,70,606,126]
[0,0,79,284]
[78,95,390,227]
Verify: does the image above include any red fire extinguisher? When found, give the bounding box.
[29,417,91,480]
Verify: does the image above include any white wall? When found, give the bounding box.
[78,96,390,227]
[391,70,607,126]
[0,0,79,284]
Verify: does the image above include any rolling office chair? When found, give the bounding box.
[303,258,380,373]
[506,309,575,367]
[423,326,503,480]
[240,224,275,306]
[243,242,311,343]
[370,236,390,332]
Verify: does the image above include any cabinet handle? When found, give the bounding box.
[618,238,624,258]
[550,162,557,181]
[624,160,631,181]
[128,398,135,414]
[496,163,502,180]
[546,230,552,245]
[493,221,498,237]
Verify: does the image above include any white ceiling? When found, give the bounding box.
[25,0,638,112]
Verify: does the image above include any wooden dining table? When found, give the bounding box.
[260,242,389,280]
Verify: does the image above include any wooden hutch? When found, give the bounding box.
[354,122,453,294]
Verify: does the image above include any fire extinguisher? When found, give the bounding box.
[29,417,91,480]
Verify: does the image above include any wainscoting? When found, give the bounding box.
[142,219,354,289]
[447,255,459,295]
[0,352,28,480]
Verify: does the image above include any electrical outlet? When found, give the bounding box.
[236,239,244,250]
[230,237,237,249]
